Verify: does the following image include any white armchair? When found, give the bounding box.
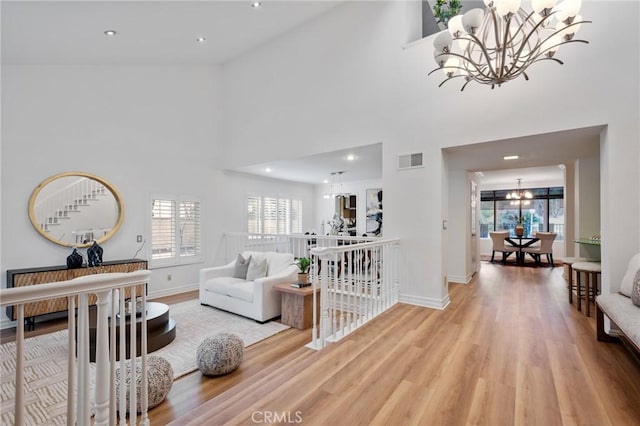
[199,251,298,322]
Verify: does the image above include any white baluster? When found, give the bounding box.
[67,296,76,426]
[140,286,149,426]
[77,294,90,425]
[118,290,126,425]
[320,256,329,349]
[94,291,111,426]
[109,289,117,426]
[15,305,25,426]
[129,297,137,421]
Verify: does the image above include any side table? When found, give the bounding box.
[273,282,320,330]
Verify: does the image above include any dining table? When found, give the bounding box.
[505,236,540,265]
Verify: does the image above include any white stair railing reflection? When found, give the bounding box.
[307,239,400,350]
[0,270,151,426]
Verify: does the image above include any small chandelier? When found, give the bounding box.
[507,178,533,205]
[429,0,590,91]
[323,171,348,199]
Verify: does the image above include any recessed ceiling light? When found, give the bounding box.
[265,167,271,173]
[196,37,206,43]
[104,30,117,36]
[503,155,519,160]
[251,1,262,8]
[346,154,356,161]
[323,179,329,184]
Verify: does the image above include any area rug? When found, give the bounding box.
[0,299,290,425]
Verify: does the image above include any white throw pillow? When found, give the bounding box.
[619,253,640,297]
[246,257,268,281]
[265,252,295,276]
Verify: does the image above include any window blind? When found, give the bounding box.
[179,200,201,258]
[151,199,175,260]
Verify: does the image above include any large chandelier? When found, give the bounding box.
[429,0,590,91]
[507,178,533,205]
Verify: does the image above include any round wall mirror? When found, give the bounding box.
[28,172,124,248]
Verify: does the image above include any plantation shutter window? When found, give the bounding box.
[247,195,262,234]
[247,195,303,235]
[150,196,202,267]
[179,201,201,258]
[278,198,290,234]
[151,199,175,260]
[263,197,277,235]
[291,199,303,234]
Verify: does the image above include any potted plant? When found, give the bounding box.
[432,0,463,29]
[294,257,311,285]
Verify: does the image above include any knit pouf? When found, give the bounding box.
[196,333,244,376]
[115,355,173,413]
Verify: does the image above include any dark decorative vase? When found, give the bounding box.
[87,241,103,267]
[66,248,83,269]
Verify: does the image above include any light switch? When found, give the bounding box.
[136,235,143,243]
[442,220,448,230]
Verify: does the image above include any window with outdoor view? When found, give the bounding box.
[480,187,564,240]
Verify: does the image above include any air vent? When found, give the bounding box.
[397,153,423,170]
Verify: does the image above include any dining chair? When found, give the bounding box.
[522,232,557,266]
[489,231,516,264]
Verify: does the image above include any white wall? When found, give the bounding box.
[1,65,227,326]
[575,156,601,260]
[220,1,639,305]
[314,179,383,236]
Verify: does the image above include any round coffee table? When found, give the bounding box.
[85,301,176,362]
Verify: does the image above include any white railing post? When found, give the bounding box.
[15,305,25,426]
[140,286,150,426]
[129,298,137,421]
[77,293,91,426]
[118,288,127,426]
[109,289,117,425]
[94,291,111,426]
[67,296,76,426]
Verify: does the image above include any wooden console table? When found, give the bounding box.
[6,259,147,329]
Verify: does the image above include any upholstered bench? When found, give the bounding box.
[196,333,244,376]
[595,253,640,357]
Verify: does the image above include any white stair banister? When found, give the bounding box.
[0,270,151,426]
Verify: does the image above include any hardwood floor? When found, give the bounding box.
[164,264,640,425]
[3,264,640,425]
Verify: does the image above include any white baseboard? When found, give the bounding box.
[448,273,473,284]
[399,293,450,310]
[148,283,199,300]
